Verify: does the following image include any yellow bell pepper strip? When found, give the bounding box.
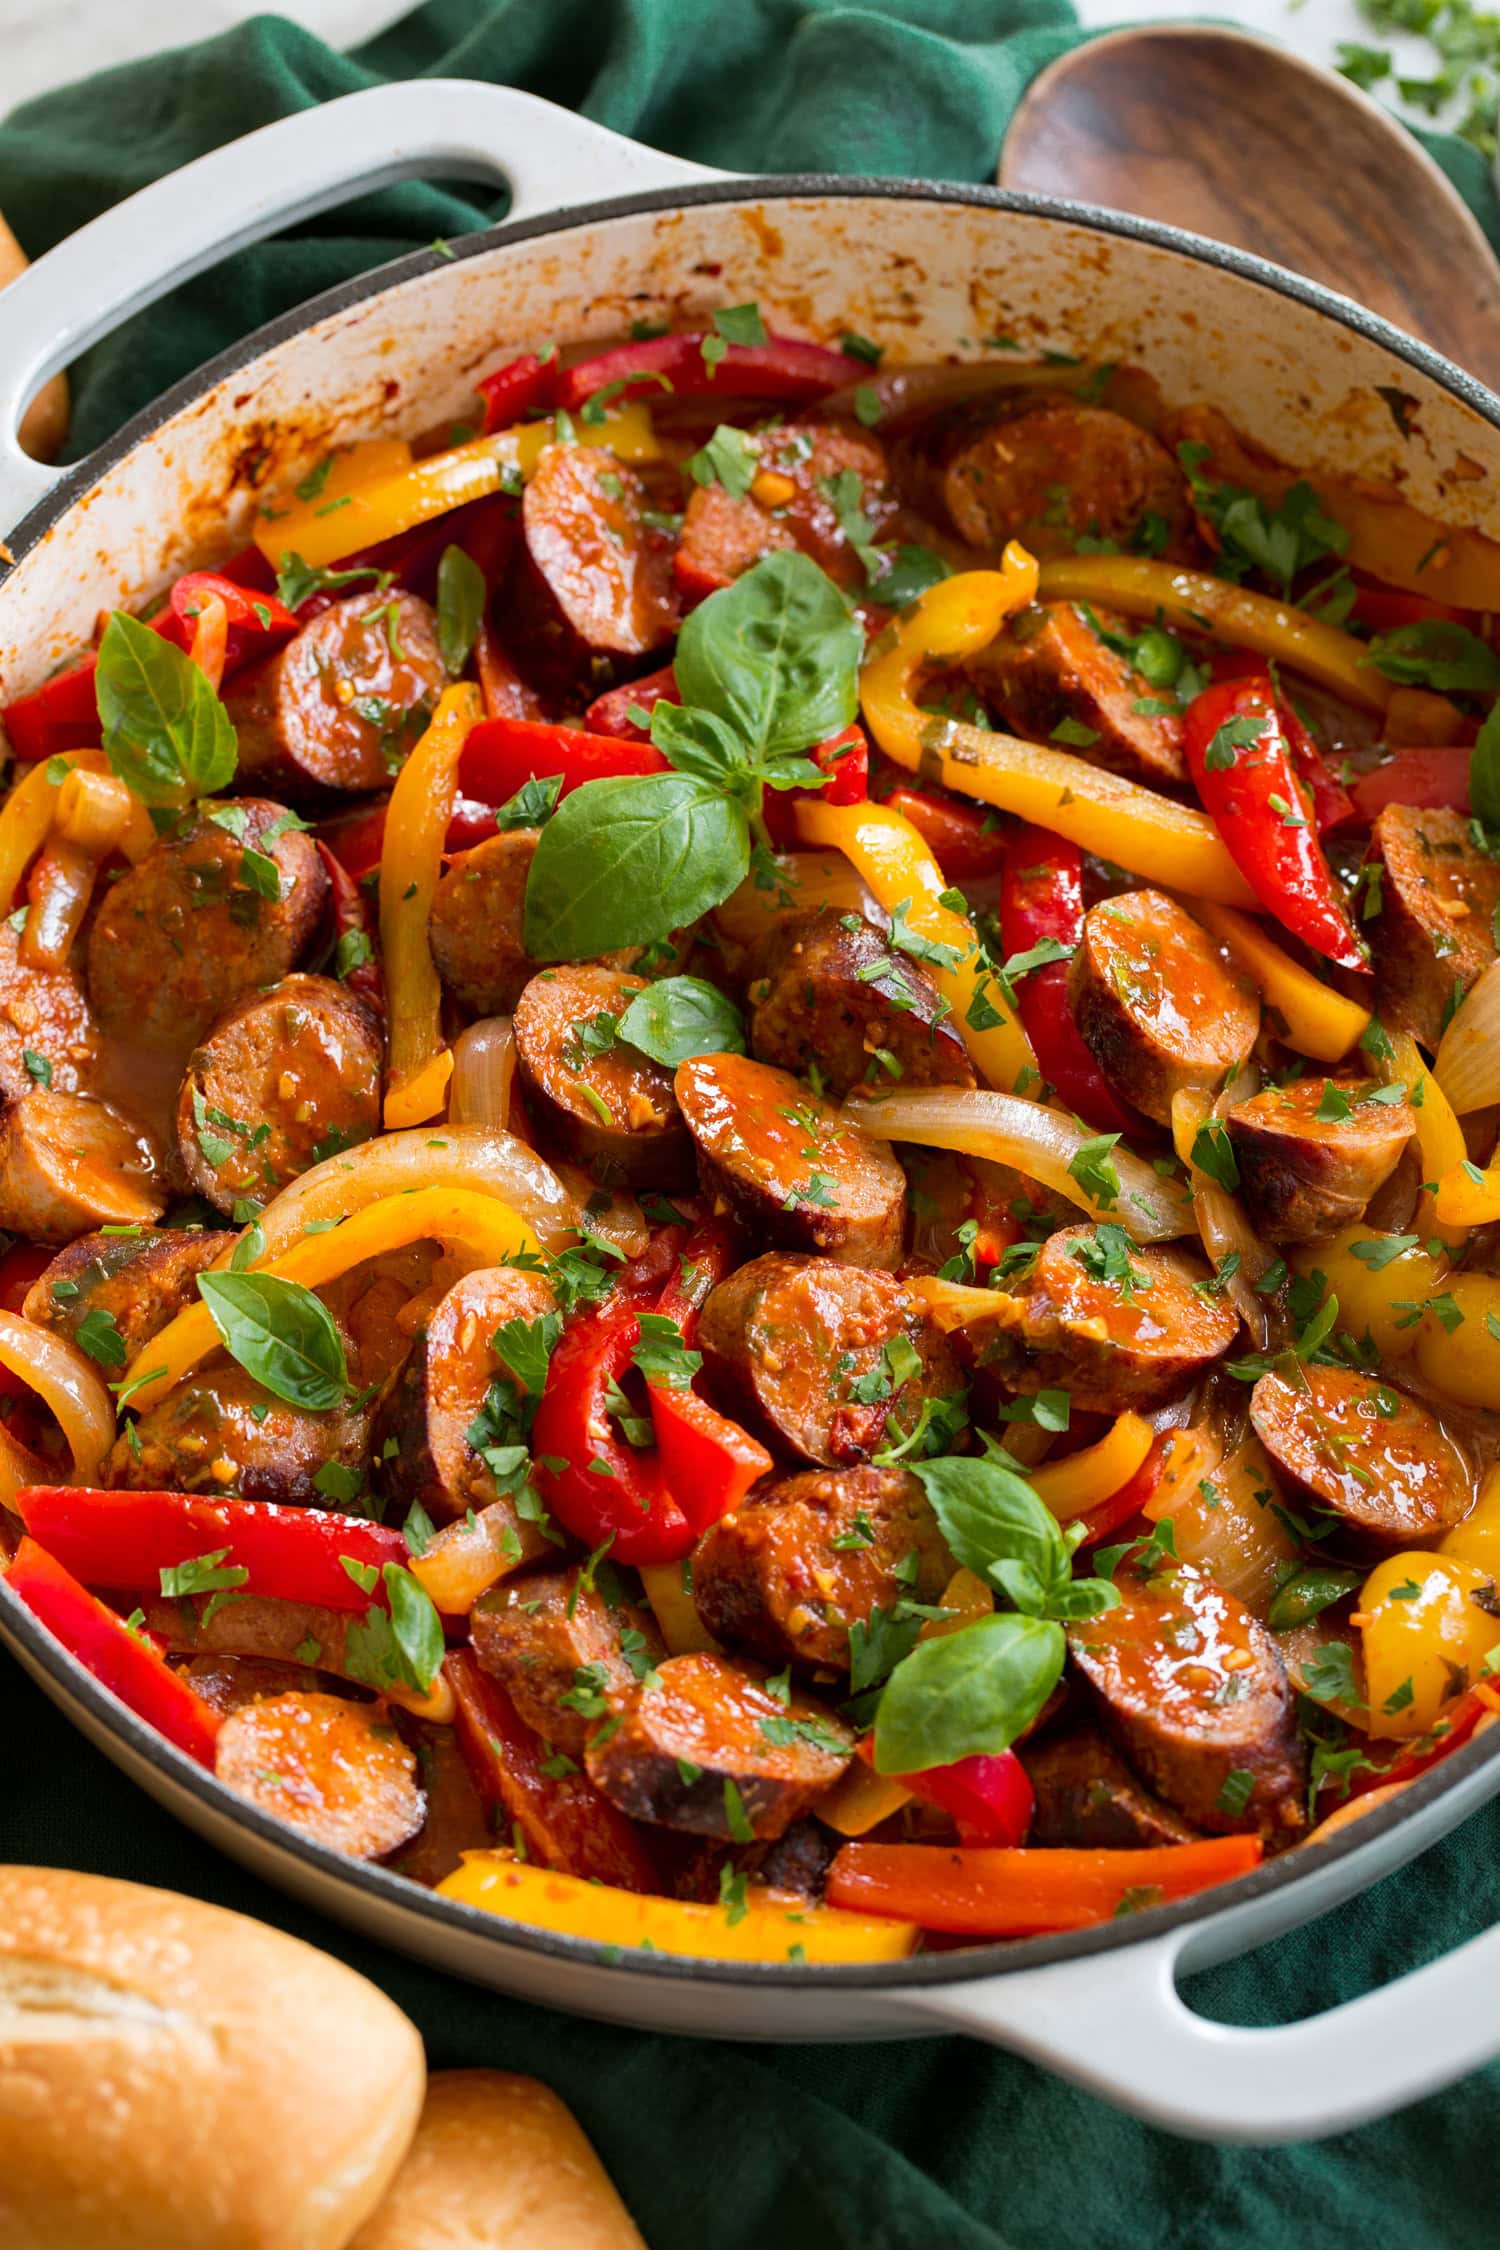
[1290,1226,1441,1363]
[0,749,109,911]
[1435,1157,1500,1229]
[1190,901,1370,1062]
[1357,1552,1500,1739]
[253,407,660,570]
[381,684,483,1127]
[638,1561,722,1655]
[1035,556,1391,712]
[1441,1464,1500,1580]
[1413,1273,1500,1410]
[1379,1030,1468,1253]
[120,1185,539,1415]
[859,555,1039,764]
[1028,1412,1155,1523]
[436,1852,919,1962]
[793,796,1038,1091]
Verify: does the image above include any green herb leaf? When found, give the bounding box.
[197,1270,348,1410]
[687,424,759,498]
[159,1546,250,1600]
[1365,620,1500,693]
[95,611,237,804]
[617,974,746,1068]
[673,551,862,763]
[523,772,750,960]
[436,544,486,676]
[872,1611,1065,1773]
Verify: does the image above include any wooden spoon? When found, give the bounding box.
[1000,25,1500,390]
[0,210,70,461]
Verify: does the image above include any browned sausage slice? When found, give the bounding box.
[471,1565,664,1756]
[1366,804,1500,1050]
[691,1462,948,1671]
[584,1652,853,1840]
[935,395,1191,559]
[697,1253,963,1468]
[0,922,99,1098]
[25,1224,234,1360]
[175,973,382,1215]
[85,798,328,1052]
[1225,1078,1415,1245]
[110,1351,373,1508]
[961,1223,1239,1413]
[675,1052,907,1270]
[970,601,1188,786]
[179,1653,352,1714]
[1069,889,1260,1123]
[1250,1365,1470,1545]
[1020,1723,1202,1849]
[429,829,539,1014]
[1068,1557,1306,1843]
[747,909,974,1098]
[0,1089,165,1243]
[676,424,896,598]
[519,445,680,659]
[513,964,692,1190]
[226,591,445,796]
[375,1263,559,1531]
[214,1690,425,1858]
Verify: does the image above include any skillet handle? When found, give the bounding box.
[0,79,724,534]
[902,1916,1500,2141]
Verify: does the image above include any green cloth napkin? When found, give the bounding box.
[2,6,1498,2242]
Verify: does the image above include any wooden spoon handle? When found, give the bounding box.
[0,210,71,462]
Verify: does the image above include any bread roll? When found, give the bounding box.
[0,1866,424,2250]
[0,212,70,462]
[348,2070,647,2250]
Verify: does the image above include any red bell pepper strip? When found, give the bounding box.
[1183,676,1367,970]
[997,826,1138,1132]
[554,333,862,416]
[4,1536,223,1765]
[1349,744,1472,819]
[530,1297,693,1565]
[316,799,388,882]
[762,722,870,847]
[477,352,561,434]
[857,1736,1034,1846]
[15,1486,411,1613]
[1350,579,1469,633]
[158,572,300,666]
[652,1217,739,1339]
[314,841,384,1011]
[1,654,103,761]
[448,1648,660,1889]
[875,779,1009,881]
[0,1242,51,1314]
[475,617,545,722]
[827,1835,1263,1934]
[584,663,681,741]
[648,1385,773,1537]
[459,714,667,807]
[1206,650,1355,833]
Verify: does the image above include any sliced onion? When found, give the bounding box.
[1145,1433,1297,1618]
[217,1123,579,1269]
[21,841,96,968]
[1436,960,1500,1114]
[449,1016,515,1131]
[842,1086,1193,1242]
[1170,1079,1279,1349]
[0,1310,115,1484]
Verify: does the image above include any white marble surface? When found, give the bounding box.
[0,0,1443,124]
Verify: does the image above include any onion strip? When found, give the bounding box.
[449,1017,516,1132]
[1435,960,1500,1115]
[842,1086,1194,1242]
[1170,1081,1277,1347]
[0,1310,115,1483]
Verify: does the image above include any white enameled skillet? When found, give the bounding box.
[3,81,1500,2142]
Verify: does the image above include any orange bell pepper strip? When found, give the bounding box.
[793,794,1039,1093]
[438,1848,919,1962]
[826,1836,1263,1935]
[380,683,483,1126]
[1435,1157,1500,1229]
[1028,1412,1155,1523]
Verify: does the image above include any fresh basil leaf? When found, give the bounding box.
[1364,620,1500,694]
[493,774,563,831]
[912,1454,1067,1601]
[673,551,861,761]
[649,700,750,785]
[687,424,759,498]
[274,552,390,610]
[96,611,237,804]
[197,1270,348,1410]
[436,544,486,676]
[869,544,950,608]
[872,1612,1064,1773]
[1048,1576,1123,1622]
[523,772,750,959]
[618,975,746,1067]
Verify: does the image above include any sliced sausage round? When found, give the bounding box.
[226,591,445,797]
[691,1462,948,1671]
[0,921,99,1099]
[1366,804,1500,1051]
[747,909,974,1099]
[513,963,692,1189]
[584,1651,853,1840]
[0,1089,165,1243]
[175,972,382,1215]
[180,1653,352,1715]
[1250,1365,1470,1545]
[967,1222,1239,1413]
[429,829,538,1014]
[1069,888,1260,1124]
[970,601,1188,786]
[1226,1077,1416,1245]
[935,395,1191,560]
[24,1224,234,1360]
[86,798,327,1053]
[214,1690,425,1859]
[675,1052,907,1270]
[518,445,679,662]
[375,1263,559,1530]
[1068,1556,1306,1843]
[471,1564,663,1756]
[697,1253,962,1468]
[676,423,896,599]
[110,1351,373,1509]
[1019,1722,1201,1849]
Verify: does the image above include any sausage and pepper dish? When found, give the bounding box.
[3,310,1500,1961]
